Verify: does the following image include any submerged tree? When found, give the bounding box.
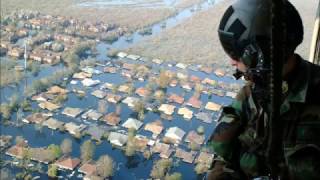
[165,172,182,180]
[150,158,173,179]
[80,140,95,162]
[47,144,62,160]
[98,99,108,114]
[125,128,137,156]
[96,155,114,178]
[60,138,72,156]
[47,164,58,178]
[133,100,145,120]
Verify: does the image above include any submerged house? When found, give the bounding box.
[195,112,213,123]
[144,120,163,136]
[85,125,107,141]
[122,97,139,108]
[158,104,175,116]
[81,109,103,121]
[205,102,222,112]
[78,161,97,175]
[106,93,122,104]
[54,156,81,170]
[38,101,61,111]
[43,118,65,130]
[102,112,120,126]
[135,87,150,97]
[64,122,87,135]
[175,148,196,163]
[22,113,49,124]
[91,90,107,99]
[122,118,143,130]
[196,152,215,168]
[6,145,25,159]
[214,68,225,77]
[108,132,128,147]
[164,127,185,144]
[62,107,83,118]
[177,107,193,120]
[81,78,100,87]
[117,52,127,58]
[168,94,184,104]
[73,72,92,79]
[152,141,173,159]
[47,86,69,95]
[186,96,202,109]
[185,131,205,145]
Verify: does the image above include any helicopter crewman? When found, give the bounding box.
[208,0,320,179]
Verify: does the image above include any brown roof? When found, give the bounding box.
[122,63,135,70]
[185,131,205,145]
[200,66,213,74]
[186,96,202,109]
[169,79,178,87]
[196,152,215,166]
[47,86,68,94]
[23,113,49,124]
[205,102,222,111]
[135,87,150,97]
[38,101,61,111]
[6,145,25,159]
[102,112,120,126]
[144,120,163,135]
[103,67,117,73]
[168,94,184,104]
[175,148,196,163]
[190,75,201,83]
[54,157,80,170]
[214,68,225,77]
[134,136,149,152]
[79,162,97,175]
[201,78,216,86]
[106,93,122,103]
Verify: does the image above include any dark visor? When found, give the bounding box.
[218,30,241,60]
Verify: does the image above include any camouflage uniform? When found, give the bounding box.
[208,55,320,179]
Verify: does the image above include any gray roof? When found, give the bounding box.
[195,112,213,123]
[108,132,128,146]
[43,118,64,130]
[165,127,185,141]
[122,118,143,130]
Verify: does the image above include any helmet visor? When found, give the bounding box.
[218,30,242,60]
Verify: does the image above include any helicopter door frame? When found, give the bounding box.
[309,2,320,64]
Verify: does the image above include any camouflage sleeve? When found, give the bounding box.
[209,84,250,162]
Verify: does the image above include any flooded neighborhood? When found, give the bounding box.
[1,0,316,179]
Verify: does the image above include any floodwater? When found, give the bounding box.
[0,0,243,179]
[78,0,178,8]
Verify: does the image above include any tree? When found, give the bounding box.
[197,126,205,135]
[0,103,11,120]
[158,71,170,89]
[194,163,208,174]
[80,140,95,162]
[15,136,26,146]
[60,138,72,155]
[125,128,137,156]
[0,168,14,180]
[47,144,62,159]
[98,100,108,114]
[133,100,145,120]
[165,172,182,180]
[47,164,58,178]
[150,158,173,179]
[96,155,114,178]
[154,90,165,103]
